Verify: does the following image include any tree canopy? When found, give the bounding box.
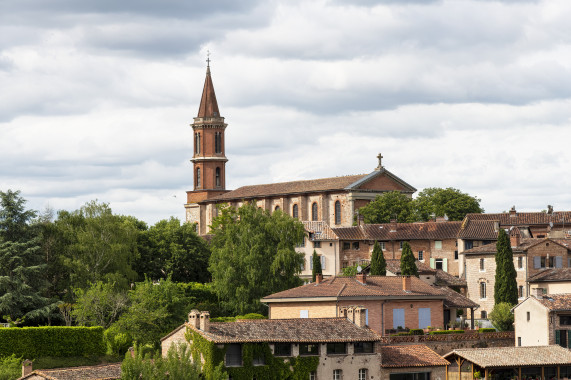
[359,191,415,224]
[494,228,518,305]
[489,302,514,331]
[414,187,483,221]
[400,242,418,277]
[369,241,386,276]
[209,203,305,315]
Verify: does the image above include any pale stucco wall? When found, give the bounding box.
[530,282,571,295]
[513,297,549,347]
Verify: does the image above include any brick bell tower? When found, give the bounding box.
[185,58,229,226]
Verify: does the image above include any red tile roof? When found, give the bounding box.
[303,221,338,240]
[529,268,571,283]
[385,259,436,275]
[381,345,449,367]
[262,275,447,300]
[465,211,571,226]
[535,294,571,311]
[332,221,461,241]
[445,345,571,367]
[187,317,380,343]
[21,363,121,380]
[463,238,571,255]
[458,219,499,240]
[438,286,479,309]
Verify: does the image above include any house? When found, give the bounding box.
[298,221,340,280]
[528,268,571,295]
[262,273,477,334]
[162,309,448,380]
[18,362,121,380]
[463,233,571,320]
[184,64,416,235]
[332,219,462,276]
[444,345,571,380]
[512,291,571,348]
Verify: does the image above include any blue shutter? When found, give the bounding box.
[534,256,541,269]
[393,309,405,329]
[556,256,563,268]
[365,309,369,326]
[418,308,431,329]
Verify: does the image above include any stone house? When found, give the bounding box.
[332,219,462,276]
[512,291,571,348]
[298,221,339,280]
[528,268,571,295]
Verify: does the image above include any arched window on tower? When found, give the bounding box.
[335,200,341,225]
[196,167,201,188]
[311,202,318,221]
[292,204,299,219]
[215,167,221,187]
[195,133,201,154]
[215,132,222,154]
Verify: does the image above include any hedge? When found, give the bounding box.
[0,327,105,358]
[429,330,465,335]
[409,329,424,335]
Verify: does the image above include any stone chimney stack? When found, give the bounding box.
[188,309,200,329]
[357,214,364,226]
[22,360,32,377]
[509,206,517,217]
[315,274,323,284]
[347,307,355,323]
[493,221,500,232]
[402,276,411,292]
[531,287,544,299]
[354,307,367,327]
[390,219,397,232]
[200,311,210,332]
[338,306,348,319]
[356,272,366,285]
[510,227,521,248]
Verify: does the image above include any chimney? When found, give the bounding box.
[358,214,364,226]
[354,307,367,327]
[22,360,33,377]
[199,311,210,332]
[347,307,355,323]
[188,309,200,329]
[356,272,366,285]
[509,206,517,217]
[315,274,323,284]
[338,306,348,319]
[493,221,500,232]
[402,276,411,292]
[531,288,544,299]
[390,219,397,232]
[510,227,521,248]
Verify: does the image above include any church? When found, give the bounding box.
[185,64,417,236]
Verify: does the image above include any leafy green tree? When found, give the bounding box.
[0,190,52,322]
[370,241,386,275]
[358,191,415,224]
[72,281,128,328]
[342,264,358,276]
[489,302,514,331]
[0,355,21,380]
[209,204,305,315]
[413,187,483,221]
[494,229,518,305]
[400,242,418,277]
[311,250,322,282]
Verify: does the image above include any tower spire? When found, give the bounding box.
[197,52,220,118]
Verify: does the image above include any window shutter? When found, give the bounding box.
[300,310,309,318]
[534,256,541,269]
[430,258,435,269]
[443,258,448,272]
[310,259,313,270]
[321,256,326,270]
[393,309,405,329]
[556,330,561,345]
[556,256,563,268]
[567,330,571,348]
[418,308,431,329]
[365,309,369,326]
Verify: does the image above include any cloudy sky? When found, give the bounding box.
[2,0,571,224]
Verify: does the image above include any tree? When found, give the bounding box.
[494,228,518,305]
[489,302,514,331]
[400,242,418,277]
[311,250,322,282]
[370,241,386,275]
[413,187,483,221]
[72,281,128,329]
[0,190,52,323]
[209,204,305,315]
[358,191,415,224]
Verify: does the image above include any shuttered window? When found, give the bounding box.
[393,308,405,329]
[419,308,431,329]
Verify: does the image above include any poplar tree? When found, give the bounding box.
[312,250,322,282]
[370,241,386,275]
[494,228,518,305]
[400,242,418,277]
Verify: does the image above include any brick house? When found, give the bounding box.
[512,291,571,348]
[184,65,416,235]
[332,220,462,276]
[162,309,448,380]
[262,273,476,334]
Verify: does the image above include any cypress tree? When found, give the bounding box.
[311,250,322,282]
[400,242,418,277]
[370,241,386,275]
[494,228,518,305]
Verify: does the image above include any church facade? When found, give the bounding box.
[185,65,417,236]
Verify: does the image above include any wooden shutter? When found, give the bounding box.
[430,258,435,269]
[556,330,561,345]
[443,258,448,272]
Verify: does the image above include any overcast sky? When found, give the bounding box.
[2,0,571,224]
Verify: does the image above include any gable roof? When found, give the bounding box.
[534,293,571,311]
[347,167,416,193]
[438,286,479,309]
[434,269,467,287]
[385,259,436,275]
[529,268,571,283]
[262,275,446,301]
[465,211,571,226]
[19,363,121,380]
[381,345,449,368]
[332,221,461,241]
[444,345,571,367]
[187,317,380,344]
[463,238,571,255]
[303,221,338,240]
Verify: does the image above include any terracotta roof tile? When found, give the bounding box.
[438,286,479,309]
[465,211,571,226]
[458,220,499,240]
[187,317,380,343]
[333,222,461,241]
[535,293,571,311]
[381,345,449,367]
[529,268,571,283]
[463,238,571,255]
[385,259,436,275]
[445,345,571,367]
[434,269,467,287]
[303,221,338,240]
[21,364,121,380]
[209,174,367,201]
[262,275,446,300]
[331,226,367,240]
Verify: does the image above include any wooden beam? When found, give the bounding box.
[518,367,521,380]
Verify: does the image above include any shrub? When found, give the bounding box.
[0,355,21,380]
[393,331,411,336]
[409,329,424,335]
[105,327,132,357]
[479,328,496,333]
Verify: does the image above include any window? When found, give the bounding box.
[215,132,222,154]
[293,204,299,219]
[327,343,346,355]
[454,250,458,260]
[274,343,291,356]
[300,343,319,355]
[300,260,305,271]
[435,259,443,270]
[393,308,405,329]
[435,240,442,250]
[313,241,321,248]
[354,342,374,354]
[225,344,242,366]
[334,200,342,225]
[556,330,571,348]
[380,242,386,250]
[252,345,265,366]
[215,167,221,187]
[465,240,474,250]
[560,316,571,325]
[312,202,318,221]
[518,337,521,346]
[480,282,486,299]
[399,241,404,250]
[518,256,523,269]
[195,133,201,154]
[275,205,280,211]
[321,255,326,270]
[480,258,485,271]
[300,310,309,318]
[519,286,524,298]
[342,261,349,268]
[359,369,368,380]
[333,369,342,380]
[343,242,351,250]
[481,310,487,319]
[527,312,531,321]
[418,251,424,261]
[418,308,431,329]
[353,242,360,250]
[309,371,316,380]
[196,167,201,188]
